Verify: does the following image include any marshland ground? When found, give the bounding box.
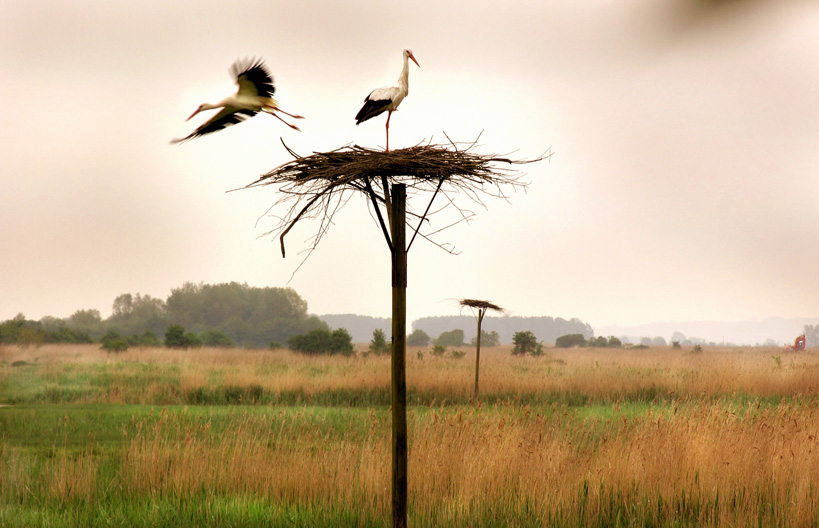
[1,343,818,527]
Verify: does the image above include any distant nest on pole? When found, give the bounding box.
[458,298,506,315]
[242,136,549,258]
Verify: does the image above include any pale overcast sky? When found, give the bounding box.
[1,0,817,329]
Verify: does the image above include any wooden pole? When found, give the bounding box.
[474,307,485,401]
[390,183,408,528]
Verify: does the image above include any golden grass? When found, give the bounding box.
[2,343,819,525]
[2,344,818,404]
[4,402,817,526]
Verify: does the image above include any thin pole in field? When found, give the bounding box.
[390,183,408,528]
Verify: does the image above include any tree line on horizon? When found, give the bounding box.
[0,282,327,349]
[318,314,596,345]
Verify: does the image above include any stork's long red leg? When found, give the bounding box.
[263,104,304,120]
[276,108,305,119]
[269,111,301,131]
[385,111,392,152]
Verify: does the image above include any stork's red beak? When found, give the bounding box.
[186,106,202,121]
[410,53,420,68]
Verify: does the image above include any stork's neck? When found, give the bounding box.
[397,54,410,95]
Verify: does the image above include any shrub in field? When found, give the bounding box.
[513,331,543,355]
[435,329,464,347]
[201,329,232,347]
[164,324,201,349]
[588,336,622,348]
[407,329,430,346]
[431,344,447,357]
[100,330,129,353]
[288,328,354,356]
[51,325,93,344]
[555,333,587,348]
[129,329,161,347]
[449,349,466,359]
[471,330,500,347]
[369,329,390,355]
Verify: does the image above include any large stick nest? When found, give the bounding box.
[242,137,548,258]
[458,298,506,315]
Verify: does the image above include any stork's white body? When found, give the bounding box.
[355,49,420,151]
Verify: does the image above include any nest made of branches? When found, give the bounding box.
[242,137,548,258]
[458,298,506,315]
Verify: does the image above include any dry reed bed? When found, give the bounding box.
[2,344,818,403]
[3,402,818,525]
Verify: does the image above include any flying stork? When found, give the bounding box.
[355,49,420,151]
[171,58,303,143]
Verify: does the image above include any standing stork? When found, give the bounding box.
[355,49,420,151]
[171,58,303,143]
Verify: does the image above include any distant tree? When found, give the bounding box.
[130,329,161,347]
[607,336,622,348]
[512,331,543,355]
[201,329,232,347]
[407,329,430,347]
[100,330,129,353]
[165,282,325,347]
[0,314,23,344]
[640,337,652,346]
[471,330,500,347]
[651,336,667,347]
[588,336,608,348]
[288,328,353,356]
[52,326,92,344]
[555,334,587,348]
[165,324,189,348]
[107,293,167,339]
[434,329,465,347]
[184,331,203,348]
[67,309,104,340]
[369,329,390,355]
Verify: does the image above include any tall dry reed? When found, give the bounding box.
[3,344,818,405]
[5,401,817,526]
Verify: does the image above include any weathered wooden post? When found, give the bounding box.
[474,306,485,401]
[457,299,505,402]
[390,184,408,528]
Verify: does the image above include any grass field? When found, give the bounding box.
[1,343,818,527]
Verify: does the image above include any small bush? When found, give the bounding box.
[407,329,430,347]
[435,329,465,347]
[201,329,232,347]
[513,331,542,355]
[450,349,466,359]
[100,330,129,353]
[431,345,447,358]
[471,330,500,347]
[369,329,390,355]
[288,328,354,356]
[129,330,162,347]
[164,324,201,349]
[555,334,587,348]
